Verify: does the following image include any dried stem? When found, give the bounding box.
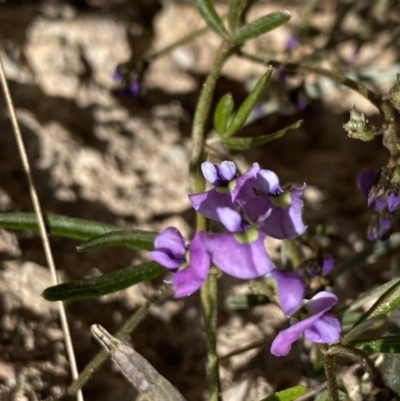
[0,54,83,401]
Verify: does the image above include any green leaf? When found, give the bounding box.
[342,316,387,345]
[259,385,306,401]
[191,0,228,38]
[228,0,244,31]
[78,230,158,252]
[231,10,291,45]
[225,294,269,310]
[225,68,273,137]
[355,279,400,325]
[213,93,235,135]
[349,336,400,354]
[0,212,119,241]
[222,120,303,150]
[382,354,400,395]
[42,261,164,301]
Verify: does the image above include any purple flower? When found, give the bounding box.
[243,170,307,239]
[121,77,141,97]
[268,270,304,315]
[201,207,275,279]
[189,161,258,221]
[150,228,210,298]
[271,291,341,357]
[285,35,299,50]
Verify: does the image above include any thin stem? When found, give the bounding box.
[201,269,221,401]
[321,345,339,401]
[0,54,83,401]
[190,40,232,195]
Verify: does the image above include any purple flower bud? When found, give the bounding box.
[321,256,334,276]
[271,291,341,356]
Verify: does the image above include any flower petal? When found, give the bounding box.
[387,192,400,213]
[268,270,304,316]
[201,161,236,186]
[257,170,282,195]
[230,163,261,205]
[202,230,274,279]
[357,169,377,199]
[322,257,334,276]
[172,233,210,297]
[304,313,341,344]
[217,207,243,233]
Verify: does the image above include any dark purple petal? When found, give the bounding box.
[230,163,261,205]
[374,198,386,212]
[387,193,400,213]
[217,207,243,233]
[189,188,234,221]
[150,227,186,269]
[268,270,304,315]
[322,257,334,276]
[112,70,123,82]
[356,169,377,199]
[172,232,210,297]
[202,229,274,279]
[201,161,236,186]
[257,170,282,196]
[129,78,141,96]
[304,313,341,343]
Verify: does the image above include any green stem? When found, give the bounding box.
[320,345,339,401]
[190,40,232,195]
[201,269,221,401]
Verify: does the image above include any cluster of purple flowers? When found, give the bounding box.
[151,161,341,356]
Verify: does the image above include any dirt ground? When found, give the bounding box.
[0,0,399,400]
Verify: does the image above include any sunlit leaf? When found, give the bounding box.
[42,262,164,301]
[77,230,157,252]
[225,68,273,137]
[92,325,187,401]
[382,354,400,395]
[191,0,228,38]
[341,316,387,345]
[349,336,400,353]
[231,10,291,45]
[0,212,119,241]
[213,93,235,135]
[259,385,306,401]
[222,120,303,150]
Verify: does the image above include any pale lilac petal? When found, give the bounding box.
[172,233,210,297]
[306,291,338,314]
[202,230,274,279]
[304,314,341,343]
[201,161,236,186]
[217,207,243,233]
[257,170,282,195]
[150,250,181,270]
[268,270,304,315]
[387,193,400,213]
[189,188,234,221]
[230,163,261,205]
[357,169,377,199]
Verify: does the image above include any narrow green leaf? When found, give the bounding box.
[213,93,235,135]
[191,0,228,38]
[228,0,244,31]
[349,336,400,354]
[259,385,306,401]
[222,120,303,150]
[356,279,400,324]
[342,316,387,345]
[225,294,269,310]
[78,230,158,252]
[225,68,273,137]
[42,261,164,301]
[382,354,400,395]
[0,212,119,241]
[231,10,291,45]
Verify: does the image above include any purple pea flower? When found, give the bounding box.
[189,161,261,222]
[271,291,341,357]
[150,228,210,298]
[243,169,307,239]
[201,207,275,279]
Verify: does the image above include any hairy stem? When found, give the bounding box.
[321,345,339,401]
